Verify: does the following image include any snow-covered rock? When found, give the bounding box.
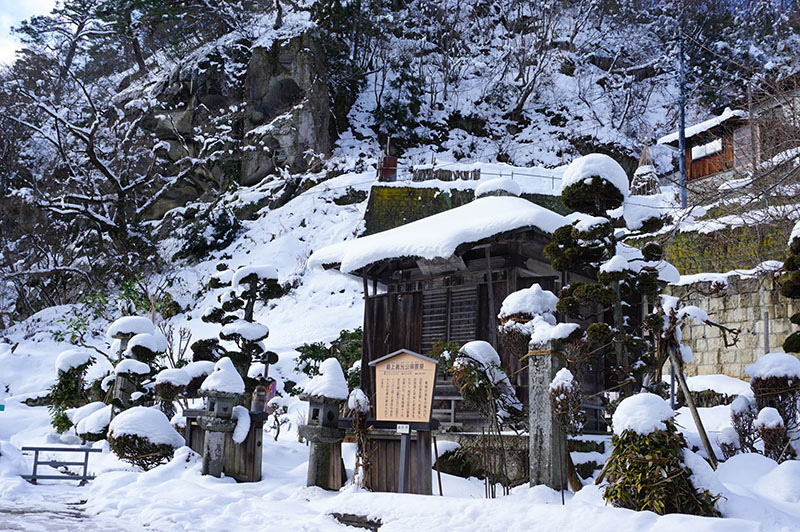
[716,452,777,487]
[746,352,800,380]
[232,405,251,444]
[55,349,93,373]
[108,406,184,447]
[474,177,521,198]
[107,316,154,338]
[155,368,191,387]
[201,357,245,395]
[302,358,348,400]
[232,265,279,288]
[561,153,629,199]
[612,392,674,436]
[115,359,151,375]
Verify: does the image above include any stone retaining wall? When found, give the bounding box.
[669,273,800,379]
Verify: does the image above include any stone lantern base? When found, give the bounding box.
[299,424,346,490]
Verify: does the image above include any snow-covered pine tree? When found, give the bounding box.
[200,265,281,390]
[544,153,677,396]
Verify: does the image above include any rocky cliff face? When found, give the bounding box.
[141,32,330,219]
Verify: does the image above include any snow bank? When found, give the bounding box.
[126,332,168,355]
[108,407,184,447]
[232,265,279,288]
[221,320,270,341]
[612,393,674,436]
[0,441,28,479]
[348,388,370,414]
[474,177,521,198]
[155,368,191,387]
[107,316,154,338]
[745,352,800,380]
[753,460,800,503]
[115,358,151,375]
[201,357,245,395]
[716,452,776,487]
[308,196,568,273]
[303,358,348,400]
[682,374,751,397]
[76,404,112,435]
[755,407,784,429]
[561,153,629,199]
[232,405,251,444]
[55,349,93,373]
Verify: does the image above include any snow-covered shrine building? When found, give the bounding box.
[310,194,607,429]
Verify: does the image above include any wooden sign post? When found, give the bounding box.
[369,349,438,494]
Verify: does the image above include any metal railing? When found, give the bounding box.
[21,446,102,484]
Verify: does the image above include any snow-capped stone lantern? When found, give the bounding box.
[107,316,155,411]
[298,358,348,490]
[198,357,245,477]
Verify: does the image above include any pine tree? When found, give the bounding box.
[544,154,677,396]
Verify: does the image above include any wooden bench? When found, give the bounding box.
[21,446,102,484]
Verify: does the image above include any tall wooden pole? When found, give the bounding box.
[678,20,688,209]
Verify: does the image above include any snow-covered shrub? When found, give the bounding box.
[549,368,584,434]
[730,395,758,453]
[184,360,216,397]
[176,206,242,261]
[451,341,522,424]
[756,407,787,461]
[76,404,112,442]
[603,393,720,516]
[301,358,348,400]
[108,407,185,471]
[295,328,362,392]
[48,349,95,432]
[746,352,800,434]
[497,284,579,359]
[348,388,370,488]
[717,427,741,460]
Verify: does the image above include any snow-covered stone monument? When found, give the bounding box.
[199,357,245,477]
[107,316,155,411]
[299,358,348,490]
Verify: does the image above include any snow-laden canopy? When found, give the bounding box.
[184,360,215,379]
[746,352,800,380]
[755,407,784,429]
[201,357,245,395]
[232,265,279,288]
[126,332,168,356]
[115,359,151,375]
[308,196,568,273]
[303,357,348,400]
[561,153,629,199]
[107,316,154,339]
[155,368,191,387]
[108,406,185,447]
[76,404,112,435]
[220,320,270,341]
[657,107,747,147]
[55,349,93,373]
[612,392,674,436]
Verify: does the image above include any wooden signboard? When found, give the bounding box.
[369,349,438,423]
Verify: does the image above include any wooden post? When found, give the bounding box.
[398,432,411,493]
[484,247,497,348]
[667,343,718,469]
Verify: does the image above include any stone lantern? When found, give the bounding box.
[198,357,244,478]
[198,389,239,478]
[297,358,348,490]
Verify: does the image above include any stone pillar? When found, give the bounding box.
[528,342,568,490]
[198,390,239,478]
[111,333,136,412]
[299,394,345,490]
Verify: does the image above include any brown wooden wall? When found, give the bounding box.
[185,414,264,482]
[687,132,734,180]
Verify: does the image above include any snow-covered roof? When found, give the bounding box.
[308,196,568,273]
[657,108,747,148]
